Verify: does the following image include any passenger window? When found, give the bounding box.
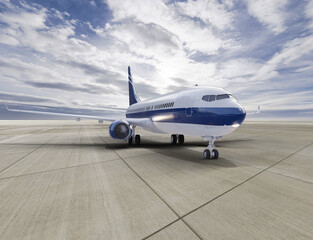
[216,94,230,100]
[209,95,216,102]
[202,95,210,101]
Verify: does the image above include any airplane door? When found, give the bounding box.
[185,96,196,117]
[185,107,193,117]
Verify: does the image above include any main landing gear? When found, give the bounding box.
[128,125,141,145]
[203,137,219,159]
[171,134,184,145]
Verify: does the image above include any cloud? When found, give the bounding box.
[110,21,181,58]
[24,81,115,95]
[245,0,288,34]
[217,58,262,78]
[90,0,96,7]
[0,0,313,117]
[106,0,227,55]
[0,91,62,104]
[306,0,313,29]
[176,0,234,30]
[252,35,313,81]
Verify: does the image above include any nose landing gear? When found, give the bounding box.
[203,137,219,159]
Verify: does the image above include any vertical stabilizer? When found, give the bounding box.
[128,66,140,106]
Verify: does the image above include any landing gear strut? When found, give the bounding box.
[203,137,219,159]
[128,125,141,145]
[135,134,141,145]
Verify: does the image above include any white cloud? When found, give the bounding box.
[0,0,312,115]
[176,0,234,30]
[90,0,96,7]
[217,58,262,78]
[305,0,313,29]
[252,35,313,81]
[0,1,133,108]
[245,0,288,34]
[110,21,181,59]
[105,0,226,55]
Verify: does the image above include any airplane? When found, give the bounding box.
[6,66,251,159]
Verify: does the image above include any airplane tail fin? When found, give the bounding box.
[128,66,140,106]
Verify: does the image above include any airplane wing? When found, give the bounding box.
[5,104,124,122]
[246,105,261,115]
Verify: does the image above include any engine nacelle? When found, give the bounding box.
[109,120,132,140]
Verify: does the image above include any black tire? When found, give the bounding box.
[128,136,133,145]
[203,149,211,159]
[171,134,177,144]
[135,135,141,145]
[178,135,184,144]
[212,149,219,159]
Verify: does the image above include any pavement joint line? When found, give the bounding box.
[96,125,313,239]
[0,134,58,176]
[122,151,166,160]
[178,141,313,220]
[96,133,203,240]
[0,125,126,180]
[0,157,122,181]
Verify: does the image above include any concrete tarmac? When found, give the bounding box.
[0,120,312,239]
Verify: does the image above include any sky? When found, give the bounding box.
[0,0,313,120]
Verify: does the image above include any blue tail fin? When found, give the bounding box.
[128,66,140,106]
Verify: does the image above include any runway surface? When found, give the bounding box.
[0,120,313,239]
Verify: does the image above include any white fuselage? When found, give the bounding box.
[126,87,246,138]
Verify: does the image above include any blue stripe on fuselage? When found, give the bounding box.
[126,107,246,126]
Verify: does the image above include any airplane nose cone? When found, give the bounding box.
[236,105,246,125]
[229,103,246,127]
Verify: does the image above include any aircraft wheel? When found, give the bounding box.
[178,135,184,144]
[212,149,219,159]
[135,135,141,145]
[128,136,133,145]
[171,134,177,144]
[203,149,211,159]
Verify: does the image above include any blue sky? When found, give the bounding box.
[0,0,313,119]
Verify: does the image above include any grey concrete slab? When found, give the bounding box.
[124,152,260,216]
[0,160,177,240]
[1,121,313,239]
[0,145,41,172]
[203,122,313,169]
[147,220,200,240]
[97,131,157,159]
[184,171,313,240]
[0,127,120,179]
[270,143,313,183]
[0,126,57,173]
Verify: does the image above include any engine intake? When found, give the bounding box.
[109,120,132,140]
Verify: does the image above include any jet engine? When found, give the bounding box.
[109,120,132,140]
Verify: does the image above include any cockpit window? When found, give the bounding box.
[209,95,216,102]
[202,95,210,102]
[216,94,229,100]
[202,94,232,102]
[229,94,237,100]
